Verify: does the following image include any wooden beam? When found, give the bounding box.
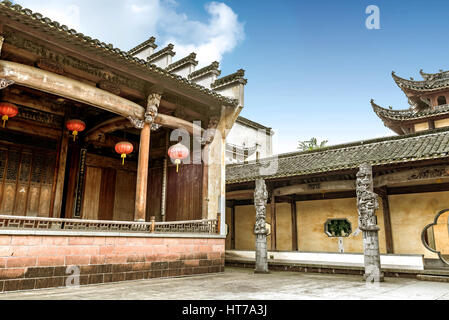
[377,187,394,254]
[291,195,298,251]
[226,189,254,200]
[387,182,449,195]
[374,165,449,187]
[85,114,204,142]
[4,118,61,139]
[0,60,145,119]
[274,180,355,196]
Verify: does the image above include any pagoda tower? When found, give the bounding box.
[372,69,449,135]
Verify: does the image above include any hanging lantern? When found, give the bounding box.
[168,143,190,173]
[66,119,86,142]
[0,102,18,128]
[115,141,134,165]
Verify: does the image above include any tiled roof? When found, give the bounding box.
[167,53,198,72]
[371,100,449,122]
[189,61,221,80]
[128,37,157,55]
[212,69,247,89]
[0,1,239,106]
[226,128,449,184]
[393,71,449,92]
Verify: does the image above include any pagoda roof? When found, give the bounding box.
[226,127,449,184]
[392,71,449,93]
[0,1,239,107]
[371,100,449,122]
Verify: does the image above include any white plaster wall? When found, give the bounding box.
[172,65,194,78]
[226,121,273,163]
[151,55,172,69]
[133,47,154,60]
[192,75,217,89]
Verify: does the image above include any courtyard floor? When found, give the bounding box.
[1,267,449,300]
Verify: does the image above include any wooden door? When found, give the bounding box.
[0,144,57,217]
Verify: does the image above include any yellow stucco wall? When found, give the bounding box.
[276,203,292,251]
[414,122,429,132]
[296,198,387,254]
[389,191,449,258]
[435,118,449,129]
[234,205,272,251]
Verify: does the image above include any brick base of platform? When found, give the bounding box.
[0,235,225,293]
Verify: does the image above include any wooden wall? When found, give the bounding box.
[75,155,204,222]
[166,164,203,221]
[81,153,137,222]
[0,142,57,217]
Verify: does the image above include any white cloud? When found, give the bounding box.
[15,1,81,30]
[15,0,245,67]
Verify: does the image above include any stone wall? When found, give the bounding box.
[0,234,225,293]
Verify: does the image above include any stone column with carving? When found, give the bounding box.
[254,179,269,274]
[356,163,384,282]
[131,93,161,222]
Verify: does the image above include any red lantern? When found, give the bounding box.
[66,119,86,142]
[0,102,18,128]
[168,143,189,173]
[115,141,134,165]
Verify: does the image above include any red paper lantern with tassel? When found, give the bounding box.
[168,143,189,173]
[66,119,86,142]
[115,141,134,165]
[0,102,18,128]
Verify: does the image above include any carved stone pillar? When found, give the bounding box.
[254,179,269,274]
[356,164,384,282]
[133,93,161,222]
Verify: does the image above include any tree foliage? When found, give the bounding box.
[298,137,328,151]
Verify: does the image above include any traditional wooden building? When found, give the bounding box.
[226,69,449,276]
[0,1,247,292]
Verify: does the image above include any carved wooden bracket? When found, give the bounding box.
[0,78,14,90]
[145,93,162,124]
[127,116,145,129]
[0,36,3,54]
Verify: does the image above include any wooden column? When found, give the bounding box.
[134,123,151,222]
[52,129,69,218]
[270,192,277,251]
[290,195,298,251]
[202,144,209,219]
[231,200,236,250]
[378,187,394,254]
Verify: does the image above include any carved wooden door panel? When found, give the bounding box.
[0,144,56,217]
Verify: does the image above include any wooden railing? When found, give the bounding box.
[0,215,219,235]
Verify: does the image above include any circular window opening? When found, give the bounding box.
[325,219,352,238]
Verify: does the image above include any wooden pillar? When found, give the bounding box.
[52,129,69,218]
[231,200,236,250]
[202,144,209,219]
[134,123,151,222]
[379,187,394,254]
[290,195,298,251]
[270,192,277,251]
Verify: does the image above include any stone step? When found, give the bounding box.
[417,274,449,283]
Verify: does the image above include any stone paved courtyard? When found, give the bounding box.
[1,267,449,300]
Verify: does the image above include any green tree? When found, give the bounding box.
[298,138,328,151]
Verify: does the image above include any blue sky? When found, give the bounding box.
[13,0,449,153]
